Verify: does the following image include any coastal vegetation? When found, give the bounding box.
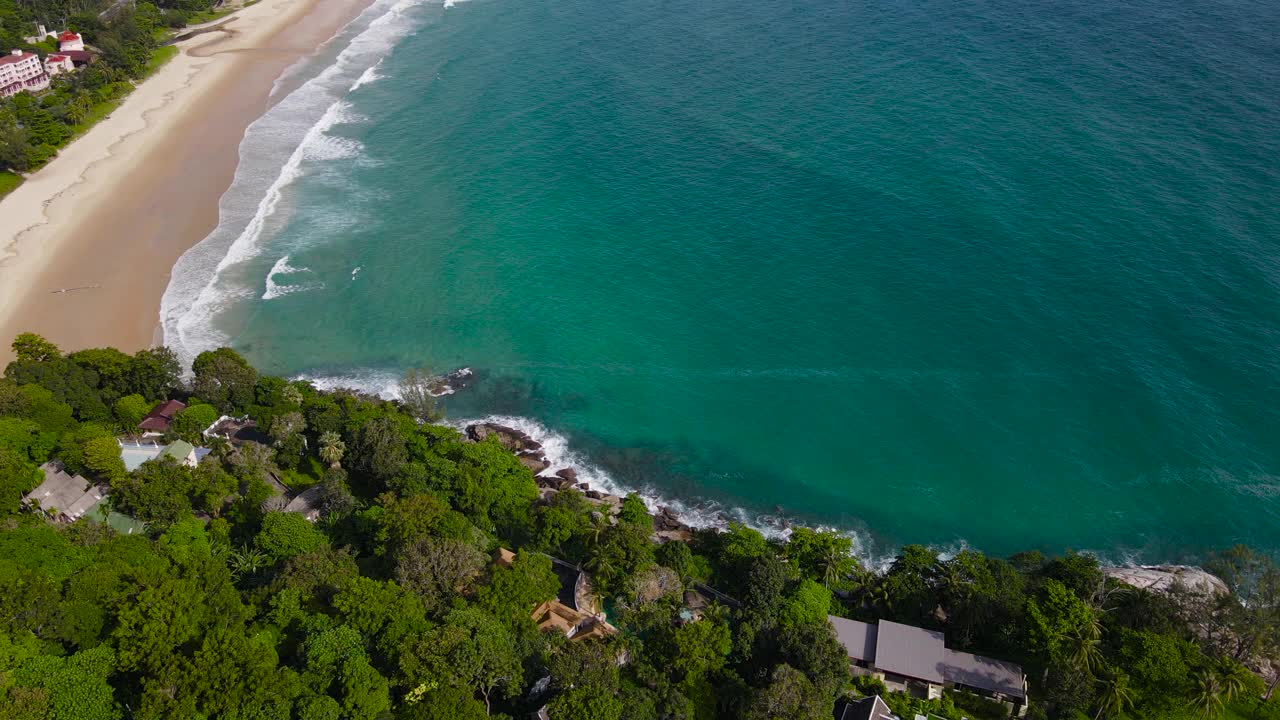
[0,0,220,188]
[0,332,1279,719]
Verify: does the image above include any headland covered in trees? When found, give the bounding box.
[0,332,1279,720]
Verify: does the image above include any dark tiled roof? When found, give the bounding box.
[875,620,948,684]
[829,616,878,662]
[829,616,1026,699]
[941,648,1027,699]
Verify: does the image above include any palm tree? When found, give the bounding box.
[1216,660,1249,703]
[866,577,893,614]
[1095,670,1136,720]
[228,547,269,581]
[818,543,847,588]
[1064,624,1105,674]
[586,512,610,548]
[65,91,92,125]
[319,431,345,469]
[1194,668,1226,719]
[585,548,615,583]
[933,560,966,598]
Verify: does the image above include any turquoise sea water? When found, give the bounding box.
[164,0,1280,563]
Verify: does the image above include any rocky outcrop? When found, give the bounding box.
[466,421,554,477]
[1103,565,1229,597]
[466,422,542,453]
[535,474,576,491]
[654,506,690,533]
[427,368,474,397]
[555,468,578,482]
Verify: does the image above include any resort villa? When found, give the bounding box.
[57,31,85,52]
[24,462,105,523]
[119,439,207,472]
[22,461,145,534]
[495,550,619,642]
[44,53,75,76]
[828,616,1029,716]
[0,50,49,98]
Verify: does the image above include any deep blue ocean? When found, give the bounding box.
[163,0,1280,564]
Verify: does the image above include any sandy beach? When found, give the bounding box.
[0,0,372,363]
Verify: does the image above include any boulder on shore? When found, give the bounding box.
[518,452,550,474]
[1102,565,1229,597]
[654,506,689,533]
[655,529,693,544]
[540,475,576,490]
[555,468,578,482]
[466,423,543,453]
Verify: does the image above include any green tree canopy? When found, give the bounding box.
[256,512,329,562]
[191,347,258,413]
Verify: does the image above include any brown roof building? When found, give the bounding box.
[138,399,186,433]
[532,600,617,642]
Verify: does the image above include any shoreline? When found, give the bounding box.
[303,371,1238,573]
[456,417,1232,591]
[0,0,375,365]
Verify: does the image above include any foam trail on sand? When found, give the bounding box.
[161,0,433,368]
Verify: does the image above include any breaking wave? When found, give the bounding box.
[160,0,437,368]
[262,255,323,300]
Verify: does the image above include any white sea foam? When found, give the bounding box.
[351,59,385,91]
[161,0,435,368]
[296,369,405,398]
[262,255,324,300]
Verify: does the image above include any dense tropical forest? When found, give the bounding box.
[0,332,1278,720]
[0,0,221,176]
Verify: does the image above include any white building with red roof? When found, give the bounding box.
[44,53,74,76]
[58,31,85,52]
[0,50,50,98]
